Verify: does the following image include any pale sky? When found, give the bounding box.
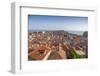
[28,15,88,31]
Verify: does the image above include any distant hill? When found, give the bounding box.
[83,31,88,38]
[67,31,84,36]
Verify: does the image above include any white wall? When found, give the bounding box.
[0,0,100,76]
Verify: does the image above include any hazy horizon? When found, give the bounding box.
[28,30,87,35]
